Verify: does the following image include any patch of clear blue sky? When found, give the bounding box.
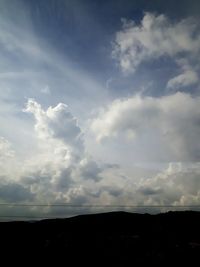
[1,0,199,98]
[28,0,200,96]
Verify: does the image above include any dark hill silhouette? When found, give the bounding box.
[0,211,200,265]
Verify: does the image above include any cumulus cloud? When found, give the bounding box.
[80,162,200,210]
[0,137,15,160]
[167,69,198,89]
[136,162,200,207]
[1,99,200,217]
[0,137,20,178]
[24,99,84,157]
[113,12,200,73]
[0,136,35,204]
[91,92,200,161]
[19,99,105,205]
[0,100,108,215]
[167,59,199,89]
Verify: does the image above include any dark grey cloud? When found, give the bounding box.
[138,187,163,196]
[0,183,34,202]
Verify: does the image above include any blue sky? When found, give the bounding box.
[0,0,200,218]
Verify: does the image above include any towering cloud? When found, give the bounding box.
[24,99,84,157]
[0,100,106,214]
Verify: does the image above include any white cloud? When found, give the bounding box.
[18,99,106,206]
[113,13,200,73]
[167,59,199,89]
[0,130,200,215]
[0,99,109,214]
[24,99,84,158]
[167,70,198,89]
[0,137,15,160]
[136,162,200,206]
[80,161,200,209]
[0,137,20,179]
[91,92,200,161]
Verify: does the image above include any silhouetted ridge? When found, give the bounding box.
[0,211,200,265]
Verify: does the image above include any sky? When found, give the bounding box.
[0,0,200,219]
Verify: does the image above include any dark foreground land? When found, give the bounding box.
[0,211,200,265]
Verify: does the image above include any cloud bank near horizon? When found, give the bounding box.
[0,99,200,217]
